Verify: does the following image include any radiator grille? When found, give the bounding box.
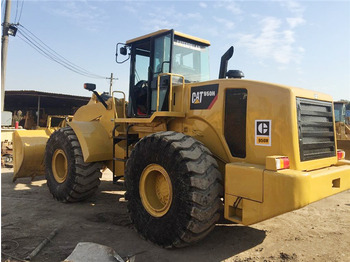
[297,98,336,161]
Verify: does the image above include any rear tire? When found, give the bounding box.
[125,131,223,248]
[44,127,102,202]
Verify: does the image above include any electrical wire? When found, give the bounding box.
[1,0,5,18]
[17,26,106,79]
[17,32,105,79]
[19,25,104,78]
[16,24,108,79]
[17,33,98,79]
[14,0,19,23]
[17,0,24,23]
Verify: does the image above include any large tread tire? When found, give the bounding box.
[125,131,223,248]
[44,126,102,202]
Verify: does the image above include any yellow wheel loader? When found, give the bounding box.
[13,29,350,248]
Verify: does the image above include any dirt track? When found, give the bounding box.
[1,167,350,262]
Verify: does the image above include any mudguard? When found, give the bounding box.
[68,121,112,162]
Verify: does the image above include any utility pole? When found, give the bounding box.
[109,73,114,95]
[1,0,12,111]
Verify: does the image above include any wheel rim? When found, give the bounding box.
[52,149,68,183]
[139,164,173,217]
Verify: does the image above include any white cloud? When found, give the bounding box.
[140,6,202,31]
[124,1,147,15]
[215,1,243,15]
[199,2,207,8]
[235,1,306,65]
[188,24,220,38]
[48,1,107,32]
[282,0,305,16]
[237,17,303,64]
[286,17,305,28]
[213,16,235,29]
[187,13,202,20]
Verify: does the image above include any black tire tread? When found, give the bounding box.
[125,131,223,248]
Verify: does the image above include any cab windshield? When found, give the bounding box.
[172,38,210,83]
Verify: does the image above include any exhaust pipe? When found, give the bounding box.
[218,46,234,79]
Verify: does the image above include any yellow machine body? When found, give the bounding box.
[12,29,350,227]
[64,77,350,226]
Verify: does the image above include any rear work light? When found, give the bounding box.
[275,157,290,170]
[337,150,345,160]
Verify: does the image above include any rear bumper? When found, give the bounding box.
[224,161,350,225]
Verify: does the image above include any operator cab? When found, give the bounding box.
[117,29,210,117]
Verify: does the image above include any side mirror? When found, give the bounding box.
[116,43,130,64]
[84,83,96,91]
[120,46,127,56]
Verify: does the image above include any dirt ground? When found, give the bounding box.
[1,167,349,262]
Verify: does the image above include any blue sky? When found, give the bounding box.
[3,0,350,100]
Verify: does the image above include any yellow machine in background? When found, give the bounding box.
[13,30,350,248]
[334,101,350,160]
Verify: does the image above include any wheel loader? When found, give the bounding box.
[13,29,350,248]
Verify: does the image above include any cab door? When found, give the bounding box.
[128,30,173,117]
[149,32,173,112]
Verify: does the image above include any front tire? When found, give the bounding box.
[44,127,102,202]
[125,131,223,248]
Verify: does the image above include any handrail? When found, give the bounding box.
[112,90,126,119]
[156,73,185,112]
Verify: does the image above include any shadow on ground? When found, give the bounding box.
[2,169,266,262]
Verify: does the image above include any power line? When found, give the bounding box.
[17,33,102,79]
[14,0,18,23]
[17,25,106,79]
[16,24,109,79]
[16,0,24,23]
[17,31,104,79]
[1,0,5,18]
[19,25,104,78]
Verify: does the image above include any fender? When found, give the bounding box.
[68,121,112,162]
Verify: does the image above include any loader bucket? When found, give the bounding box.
[13,129,53,181]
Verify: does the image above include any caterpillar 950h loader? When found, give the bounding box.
[13,29,350,248]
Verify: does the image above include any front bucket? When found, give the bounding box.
[13,129,52,181]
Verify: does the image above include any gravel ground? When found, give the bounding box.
[1,167,349,262]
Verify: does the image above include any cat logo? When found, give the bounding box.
[191,91,215,104]
[190,84,219,110]
[192,92,202,104]
[255,120,271,146]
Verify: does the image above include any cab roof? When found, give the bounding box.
[126,29,211,46]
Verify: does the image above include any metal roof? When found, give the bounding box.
[4,90,90,113]
[126,29,211,46]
